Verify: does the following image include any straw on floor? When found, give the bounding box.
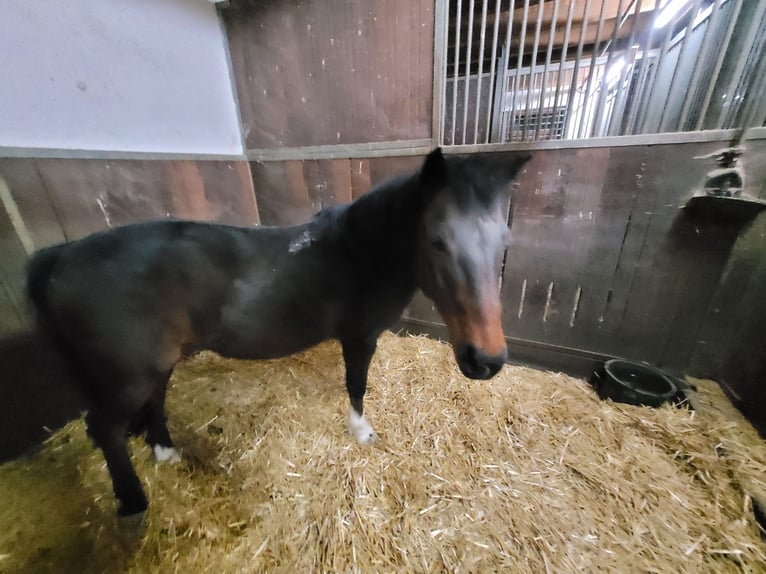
[1,332,764,573]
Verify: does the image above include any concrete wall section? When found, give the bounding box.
[0,0,243,155]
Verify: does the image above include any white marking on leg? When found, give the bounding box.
[349,408,377,444]
[153,444,181,464]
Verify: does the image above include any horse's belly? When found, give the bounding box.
[210,324,328,361]
[211,292,338,361]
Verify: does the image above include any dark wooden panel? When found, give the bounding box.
[690,214,766,379]
[0,158,258,336]
[502,147,615,347]
[303,159,353,207]
[350,158,372,201]
[497,142,752,372]
[0,160,66,247]
[251,161,309,226]
[167,161,260,227]
[250,155,427,227]
[608,142,743,370]
[0,159,258,246]
[368,155,426,187]
[251,159,356,226]
[351,155,427,200]
[223,0,434,148]
[743,138,766,201]
[397,318,611,380]
[686,213,766,436]
[717,245,766,436]
[0,197,30,336]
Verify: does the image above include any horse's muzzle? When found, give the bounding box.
[456,343,507,380]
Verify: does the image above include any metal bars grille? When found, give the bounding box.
[441,0,766,146]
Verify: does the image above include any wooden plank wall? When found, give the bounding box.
[247,140,765,406]
[688,137,766,433]
[221,0,435,149]
[500,140,762,375]
[0,159,258,337]
[250,156,426,226]
[401,141,766,388]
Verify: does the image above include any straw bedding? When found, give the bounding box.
[1,332,764,573]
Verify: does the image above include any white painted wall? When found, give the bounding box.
[0,0,243,155]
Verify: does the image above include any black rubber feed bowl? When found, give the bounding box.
[596,360,678,408]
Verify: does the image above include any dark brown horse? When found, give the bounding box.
[26,148,530,515]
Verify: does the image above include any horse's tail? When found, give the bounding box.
[26,243,67,324]
[25,243,93,410]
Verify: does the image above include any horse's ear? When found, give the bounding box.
[501,152,532,181]
[488,152,532,200]
[420,147,448,189]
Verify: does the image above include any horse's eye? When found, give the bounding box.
[431,238,448,252]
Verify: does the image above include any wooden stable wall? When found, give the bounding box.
[406,140,765,376]
[219,0,766,436]
[250,156,426,225]
[2,0,763,444]
[0,159,258,336]
[239,138,766,411]
[222,0,435,149]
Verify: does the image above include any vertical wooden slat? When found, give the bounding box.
[552,0,576,125]
[462,0,476,144]
[639,9,678,134]
[564,0,592,139]
[625,7,660,135]
[451,0,463,145]
[523,0,545,141]
[740,54,766,129]
[578,0,607,139]
[536,0,560,140]
[607,0,643,136]
[434,0,449,145]
[676,0,725,131]
[473,0,489,144]
[590,0,624,138]
[350,158,372,200]
[694,0,743,130]
[509,0,531,142]
[484,0,503,143]
[715,0,766,129]
[657,0,705,132]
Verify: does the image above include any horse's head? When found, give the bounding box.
[415,148,531,380]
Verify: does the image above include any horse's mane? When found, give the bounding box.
[331,171,424,271]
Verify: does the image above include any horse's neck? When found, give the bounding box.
[343,177,423,280]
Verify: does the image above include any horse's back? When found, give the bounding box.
[36,222,258,372]
[33,218,347,369]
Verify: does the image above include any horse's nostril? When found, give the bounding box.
[457,344,505,380]
[458,343,479,369]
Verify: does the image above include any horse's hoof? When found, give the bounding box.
[117,504,148,524]
[153,444,181,464]
[349,410,378,444]
[117,512,148,537]
[357,430,378,445]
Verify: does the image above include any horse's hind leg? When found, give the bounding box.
[86,409,148,516]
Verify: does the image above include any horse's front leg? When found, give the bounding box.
[341,336,378,444]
